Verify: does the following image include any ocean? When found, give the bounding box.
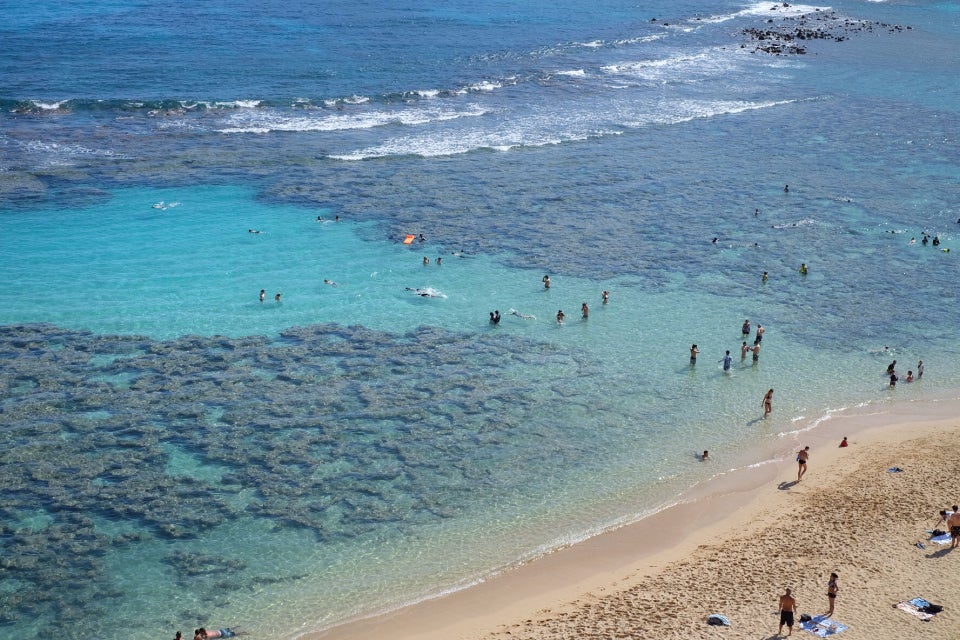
[1,1,959,638]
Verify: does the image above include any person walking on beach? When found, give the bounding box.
[690,344,700,365]
[722,350,732,372]
[947,507,960,549]
[778,588,797,636]
[762,389,774,417]
[827,572,840,616]
[797,446,810,482]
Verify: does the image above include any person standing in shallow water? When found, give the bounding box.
[542,274,551,289]
[601,290,609,304]
[581,302,588,319]
[556,309,564,324]
[690,344,700,365]
[259,289,265,303]
[762,388,773,417]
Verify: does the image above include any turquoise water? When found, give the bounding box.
[2,1,960,639]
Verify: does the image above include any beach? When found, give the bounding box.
[319,399,960,640]
[3,1,960,638]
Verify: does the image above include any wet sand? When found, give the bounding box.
[312,397,960,640]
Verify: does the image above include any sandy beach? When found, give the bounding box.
[315,398,960,640]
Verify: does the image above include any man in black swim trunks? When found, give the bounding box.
[947,506,960,549]
[778,588,797,636]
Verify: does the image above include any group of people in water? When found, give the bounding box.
[886,358,923,386]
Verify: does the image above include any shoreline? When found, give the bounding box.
[309,392,960,640]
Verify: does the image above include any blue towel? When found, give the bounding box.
[908,598,931,609]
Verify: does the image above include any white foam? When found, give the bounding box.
[217,104,490,134]
[699,1,831,24]
[30,100,70,111]
[555,69,586,77]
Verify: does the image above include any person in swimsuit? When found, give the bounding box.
[778,588,797,636]
[742,319,751,337]
[722,350,732,371]
[917,360,924,379]
[797,446,809,482]
[556,309,564,324]
[601,290,609,304]
[259,289,265,303]
[542,274,551,289]
[581,302,589,319]
[827,572,839,616]
[947,508,960,549]
[690,344,700,365]
[751,341,761,363]
[762,389,773,417]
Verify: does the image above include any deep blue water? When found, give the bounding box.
[2,1,959,639]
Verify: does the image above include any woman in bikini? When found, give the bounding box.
[827,572,840,616]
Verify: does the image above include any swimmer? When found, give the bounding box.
[909,237,916,245]
[418,233,426,243]
[489,310,501,325]
[508,309,536,320]
[335,215,341,222]
[741,341,749,360]
[906,370,914,382]
[556,309,565,324]
[436,257,442,266]
[762,271,768,283]
[799,263,808,275]
[259,289,265,303]
[690,344,700,365]
[933,236,940,246]
[316,215,324,221]
[784,184,789,193]
[755,208,759,217]
[248,229,262,234]
[543,274,551,289]
[712,237,718,244]
[886,360,897,375]
[323,279,337,287]
[741,319,751,337]
[581,302,589,319]
[601,290,609,304]
[700,450,709,461]
[423,256,429,265]
[275,292,282,302]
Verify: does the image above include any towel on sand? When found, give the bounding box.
[800,614,848,637]
[895,601,933,620]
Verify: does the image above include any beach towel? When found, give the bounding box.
[887,467,903,473]
[908,598,943,613]
[929,532,952,545]
[895,601,933,621]
[800,614,848,637]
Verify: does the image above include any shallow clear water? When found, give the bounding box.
[1,1,959,639]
